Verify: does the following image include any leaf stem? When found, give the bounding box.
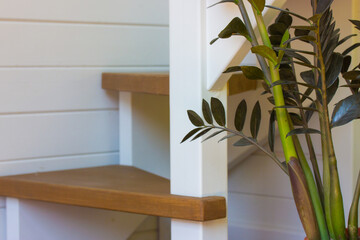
[348,170,360,240]
[315,18,346,240]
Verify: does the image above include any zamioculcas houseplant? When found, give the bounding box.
[181,0,360,239]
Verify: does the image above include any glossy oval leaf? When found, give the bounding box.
[289,113,304,126]
[191,128,212,141]
[286,128,321,138]
[350,19,360,31]
[223,66,242,73]
[187,110,204,126]
[326,53,344,87]
[268,23,288,36]
[251,45,278,64]
[341,55,352,73]
[217,17,251,42]
[268,110,276,152]
[181,127,203,143]
[331,93,360,128]
[276,12,293,28]
[343,71,360,80]
[233,137,254,146]
[327,78,339,104]
[211,97,226,126]
[250,101,261,139]
[202,99,213,124]
[240,66,265,80]
[235,100,247,131]
[300,70,316,86]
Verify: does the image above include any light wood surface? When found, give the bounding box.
[0,165,226,221]
[102,73,169,95]
[227,73,258,96]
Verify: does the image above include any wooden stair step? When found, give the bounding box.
[102,73,169,95]
[0,165,226,221]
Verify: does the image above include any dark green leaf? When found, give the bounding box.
[291,26,317,31]
[223,66,242,73]
[283,35,316,45]
[217,17,251,42]
[240,66,265,80]
[301,70,316,86]
[218,133,236,142]
[295,29,311,39]
[331,93,360,127]
[337,34,357,47]
[341,55,352,73]
[301,87,314,103]
[233,138,253,146]
[181,127,203,143]
[270,35,283,46]
[268,23,288,36]
[268,110,276,151]
[265,5,309,22]
[191,128,212,141]
[305,102,317,122]
[250,101,261,139]
[248,0,265,13]
[202,130,225,142]
[211,97,226,126]
[315,0,334,14]
[202,99,213,124]
[187,110,204,126]
[326,53,344,87]
[207,0,239,8]
[289,113,304,126]
[235,100,247,131]
[210,38,219,45]
[282,50,311,65]
[343,43,360,56]
[274,47,316,56]
[286,128,321,138]
[276,12,293,28]
[251,45,278,64]
[343,71,360,80]
[350,19,360,31]
[327,78,339,104]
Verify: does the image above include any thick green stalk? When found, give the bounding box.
[254,10,320,240]
[315,20,346,240]
[317,102,336,239]
[290,118,329,240]
[348,170,360,240]
[236,1,271,84]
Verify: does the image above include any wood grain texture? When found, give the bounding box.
[102,73,169,95]
[227,73,257,96]
[0,166,226,221]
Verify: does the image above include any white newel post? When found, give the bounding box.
[119,92,133,166]
[170,0,228,240]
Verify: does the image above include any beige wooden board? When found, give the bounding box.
[0,0,169,25]
[0,110,118,161]
[0,22,169,66]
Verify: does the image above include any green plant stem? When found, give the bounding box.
[236,0,271,85]
[289,116,329,240]
[315,19,346,240]
[348,170,360,240]
[254,10,321,240]
[211,125,288,174]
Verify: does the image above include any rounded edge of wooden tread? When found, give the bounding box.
[0,165,226,221]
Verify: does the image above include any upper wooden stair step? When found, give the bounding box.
[102,72,257,96]
[0,165,226,221]
[102,73,169,95]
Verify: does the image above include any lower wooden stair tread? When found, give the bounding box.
[0,165,226,221]
[102,73,169,95]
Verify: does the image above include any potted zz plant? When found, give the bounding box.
[181,0,360,239]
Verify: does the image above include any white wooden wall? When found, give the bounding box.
[227,0,357,239]
[0,0,169,239]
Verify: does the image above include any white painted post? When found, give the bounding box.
[170,0,228,239]
[119,92,133,166]
[6,198,19,240]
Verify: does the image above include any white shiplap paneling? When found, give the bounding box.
[0,22,168,67]
[0,110,118,161]
[0,0,169,25]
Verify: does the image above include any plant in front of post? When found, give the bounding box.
[181,0,360,239]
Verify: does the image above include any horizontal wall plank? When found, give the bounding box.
[228,192,303,233]
[0,67,168,113]
[229,153,293,199]
[0,110,118,161]
[0,0,168,25]
[0,22,169,67]
[0,152,118,176]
